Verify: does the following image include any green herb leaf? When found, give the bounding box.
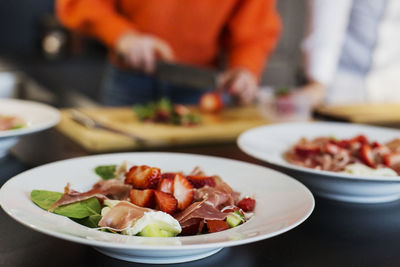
[73,214,102,228]
[94,165,117,180]
[31,190,102,219]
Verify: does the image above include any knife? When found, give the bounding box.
[155,61,219,90]
[69,109,149,144]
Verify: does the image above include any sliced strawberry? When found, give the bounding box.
[129,189,155,208]
[173,173,194,210]
[199,92,223,113]
[294,144,320,157]
[383,153,400,167]
[154,191,177,214]
[351,135,369,145]
[157,177,174,194]
[125,165,161,189]
[237,197,256,212]
[206,220,230,233]
[360,144,375,167]
[186,175,216,188]
[325,143,341,155]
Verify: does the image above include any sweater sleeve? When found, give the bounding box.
[56,0,136,48]
[225,0,281,78]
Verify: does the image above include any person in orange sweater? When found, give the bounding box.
[56,0,281,106]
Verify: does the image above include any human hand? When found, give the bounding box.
[116,32,174,73]
[218,68,258,105]
[295,81,326,107]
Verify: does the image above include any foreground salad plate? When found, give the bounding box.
[0,99,60,157]
[0,152,314,264]
[238,122,400,204]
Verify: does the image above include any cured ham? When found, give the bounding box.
[286,135,400,175]
[49,179,131,211]
[0,115,24,131]
[174,200,227,224]
[98,201,150,231]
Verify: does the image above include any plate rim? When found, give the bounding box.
[238,121,400,182]
[0,152,314,251]
[0,98,60,138]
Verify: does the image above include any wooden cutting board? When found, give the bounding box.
[56,106,269,152]
[315,103,400,124]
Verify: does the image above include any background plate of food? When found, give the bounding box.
[238,122,400,203]
[0,152,314,264]
[0,98,60,157]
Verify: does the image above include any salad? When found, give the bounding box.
[31,163,255,237]
[285,135,400,176]
[133,98,201,126]
[0,114,25,131]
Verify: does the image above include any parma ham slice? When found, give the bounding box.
[174,200,227,224]
[98,201,150,231]
[48,179,131,211]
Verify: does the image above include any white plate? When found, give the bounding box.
[0,152,314,264]
[238,122,400,204]
[0,99,60,157]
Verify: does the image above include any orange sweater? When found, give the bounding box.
[56,0,281,77]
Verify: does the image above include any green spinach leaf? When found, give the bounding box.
[73,214,102,228]
[31,190,102,219]
[94,165,117,180]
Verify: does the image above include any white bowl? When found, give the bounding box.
[238,122,400,203]
[0,152,314,264]
[0,99,60,157]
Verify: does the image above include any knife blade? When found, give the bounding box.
[69,109,149,144]
[155,61,219,90]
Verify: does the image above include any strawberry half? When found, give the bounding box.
[186,175,216,188]
[154,191,177,214]
[383,153,400,167]
[129,189,155,208]
[125,165,161,189]
[199,92,223,113]
[157,177,174,194]
[206,220,230,233]
[237,197,256,212]
[360,144,375,168]
[173,173,194,210]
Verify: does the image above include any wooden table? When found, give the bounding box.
[1,129,400,267]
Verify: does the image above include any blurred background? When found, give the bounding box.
[0,0,306,107]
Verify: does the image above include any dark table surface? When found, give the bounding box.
[1,129,400,267]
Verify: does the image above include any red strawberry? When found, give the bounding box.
[295,144,320,157]
[125,165,161,189]
[237,197,256,212]
[325,143,341,155]
[383,153,400,167]
[186,175,216,188]
[199,92,223,113]
[154,191,177,214]
[173,173,194,210]
[157,178,174,194]
[206,220,230,233]
[360,144,375,167]
[129,189,155,208]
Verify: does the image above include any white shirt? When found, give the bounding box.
[302,0,400,104]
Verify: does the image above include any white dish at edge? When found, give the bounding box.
[238,122,400,204]
[0,152,314,264]
[0,98,60,157]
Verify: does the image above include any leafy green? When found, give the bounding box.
[31,190,101,219]
[95,165,117,180]
[73,214,102,228]
[132,97,201,125]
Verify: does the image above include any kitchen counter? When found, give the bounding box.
[1,129,400,267]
